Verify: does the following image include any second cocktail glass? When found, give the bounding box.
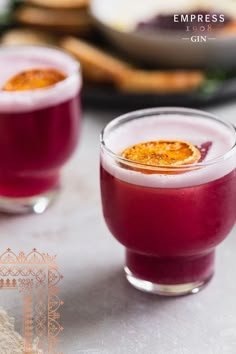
[0,46,82,214]
[100,107,236,296]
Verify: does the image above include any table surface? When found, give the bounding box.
[1,102,236,354]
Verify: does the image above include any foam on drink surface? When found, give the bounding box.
[102,114,236,188]
[0,46,81,113]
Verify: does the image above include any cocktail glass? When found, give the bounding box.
[100,107,236,296]
[0,46,81,214]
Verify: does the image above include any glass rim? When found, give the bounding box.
[0,44,81,97]
[100,107,236,171]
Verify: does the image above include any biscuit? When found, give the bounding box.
[1,29,57,46]
[60,36,131,83]
[117,69,205,94]
[15,6,92,34]
[24,0,89,9]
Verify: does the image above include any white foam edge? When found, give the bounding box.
[101,152,236,188]
[101,114,236,188]
[0,46,81,113]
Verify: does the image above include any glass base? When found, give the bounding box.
[125,266,213,296]
[0,187,59,214]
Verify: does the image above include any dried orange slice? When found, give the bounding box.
[121,140,201,174]
[2,68,66,91]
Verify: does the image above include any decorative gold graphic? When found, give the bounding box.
[0,248,63,353]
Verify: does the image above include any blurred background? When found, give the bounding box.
[1,0,236,109]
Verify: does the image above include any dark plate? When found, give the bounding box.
[82,76,236,110]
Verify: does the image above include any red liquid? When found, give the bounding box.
[101,166,236,284]
[0,95,81,197]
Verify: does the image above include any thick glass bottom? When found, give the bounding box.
[125,250,215,296]
[125,266,213,296]
[0,187,59,214]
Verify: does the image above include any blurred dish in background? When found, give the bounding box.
[91,0,236,33]
[90,0,236,68]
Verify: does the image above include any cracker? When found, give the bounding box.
[1,29,57,46]
[15,6,92,34]
[24,0,89,9]
[60,36,131,83]
[117,69,205,94]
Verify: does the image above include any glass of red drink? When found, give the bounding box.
[100,107,236,296]
[0,46,81,214]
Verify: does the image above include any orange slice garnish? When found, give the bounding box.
[121,140,201,174]
[2,68,66,91]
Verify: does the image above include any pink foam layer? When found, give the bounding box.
[0,46,81,113]
[102,114,236,188]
